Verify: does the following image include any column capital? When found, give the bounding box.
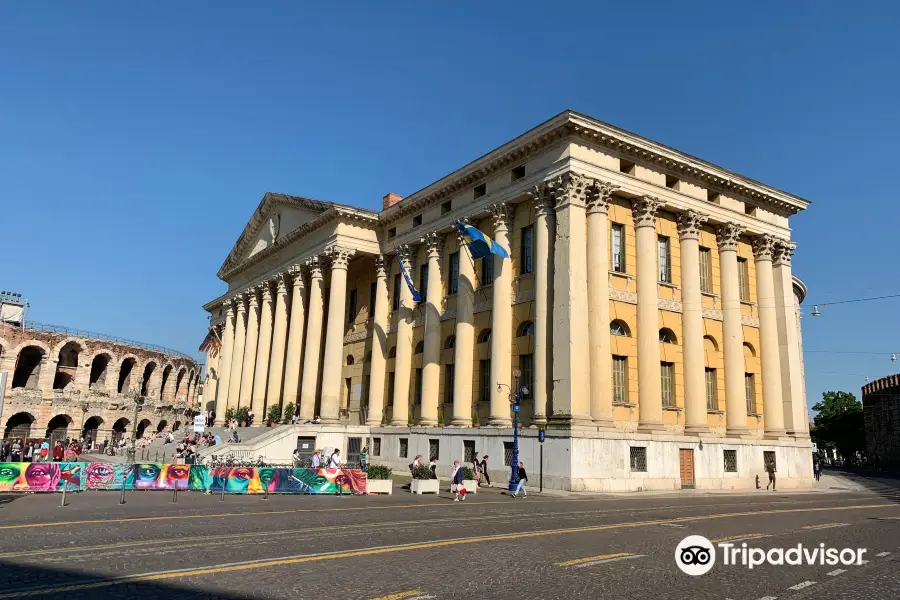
[224,300,236,317]
[306,255,325,279]
[396,244,415,270]
[773,239,796,266]
[326,245,354,270]
[751,234,778,261]
[235,292,249,312]
[631,196,662,228]
[273,272,291,293]
[586,179,619,215]
[716,222,745,252]
[421,232,443,261]
[455,217,472,246]
[374,254,389,278]
[489,201,514,233]
[676,210,708,241]
[550,172,589,210]
[529,184,554,217]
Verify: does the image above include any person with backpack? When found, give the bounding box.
[328,449,342,468]
[511,462,528,498]
[452,460,467,502]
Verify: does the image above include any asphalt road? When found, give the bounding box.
[1,476,899,599]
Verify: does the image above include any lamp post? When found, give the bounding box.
[126,378,144,463]
[498,369,529,492]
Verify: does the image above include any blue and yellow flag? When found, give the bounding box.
[396,252,422,303]
[455,221,509,260]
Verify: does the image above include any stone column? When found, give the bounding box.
[250,282,274,423]
[203,328,221,412]
[214,309,235,424]
[451,229,476,426]
[320,246,354,424]
[238,287,261,410]
[753,235,787,438]
[366,256,390,426]
[530,188,553,425]
[718,223,750,437]
[773,241,808,438]
[586,180,618,428]
[281,267,308,412]
[419,233,443,426]
[634,196,665,433]
[265,274,290,416]
[549,174,592,426]
[391,245,415,427]
[487,202,514,427]
[225,293,248,415]
[678,210,710,435]
[299,258,325,421]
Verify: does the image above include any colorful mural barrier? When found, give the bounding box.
[0,463,367,494]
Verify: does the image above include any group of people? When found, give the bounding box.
[292,447,348,469]
[1,438,83,462]
[409,450,528,500]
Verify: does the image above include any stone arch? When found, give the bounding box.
[160,364,174,401]
[12,345,47,389]
[51,337,88,360]
[444,335,456,350]
[610,320,631,337]
[156,420,168,433]
[173,420,182,432]
[477,328,492,344]
[117,355,138,393]
[82,416,104,442]
[111,417,129,442]
[743,341,757,357]
[703,335,719,352]
[516,321,535,337]
[174,367,187,398]
[46,414,72,445]
[4,412,35,439]
[136,418,152,438]
[141,361,157,396]
[659,328,678,344]
[53,340,84,390]
[89,352,113,388]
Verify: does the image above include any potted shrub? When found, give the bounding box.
[224,407,236,424]
[366,465,393,495]
[462,466,478,495]
[282,402,295,424]
[266,404,281,427]
[410,465,440,494]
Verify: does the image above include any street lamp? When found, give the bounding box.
[498,369,529,492]
[126,378,144,463]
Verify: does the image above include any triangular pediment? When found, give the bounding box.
[218,193,335,279]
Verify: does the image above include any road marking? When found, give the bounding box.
[370,592,425,600]
[757,596,777,600]
[557,552,632,567]
[711,533,770,543]
[788,581,816,590]
[659,523,686,528]
[572,554,644,568]
[0,503,893,599]
[801,522,849,530]
[827,569,846,576]
[876,551,891,557]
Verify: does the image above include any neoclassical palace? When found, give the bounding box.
[203,110,813,490]
[0,321,201,444]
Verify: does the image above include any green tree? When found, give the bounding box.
[266,404,281,425]
[811,391,865,462]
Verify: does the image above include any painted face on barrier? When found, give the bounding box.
[85,463,117,488]
[0,464,24,491]
[24,463,60,491]
[225,467,253,493]
[163,464,190,489]
[135,464,162,489]
[257,468,275,490]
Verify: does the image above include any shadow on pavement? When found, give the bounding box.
[824,467,900,506]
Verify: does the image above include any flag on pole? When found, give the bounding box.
[396,252,422,303]
[455,220,509,260]
[198,327,222,356]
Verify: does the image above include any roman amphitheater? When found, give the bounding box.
[0,313,201,445]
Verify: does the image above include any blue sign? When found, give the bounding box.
[538,430,545,443]
[513,404,520,413]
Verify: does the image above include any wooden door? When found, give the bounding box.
[679,448,695,489]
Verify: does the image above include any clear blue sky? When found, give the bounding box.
[2,1,898,414]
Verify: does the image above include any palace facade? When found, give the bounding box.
[202,110,813,490]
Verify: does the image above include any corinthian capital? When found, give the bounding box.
[716,222,745,252]
[396,244,415,270]
[631,196,662,228]
[773,239,796,266]
[234,292,249,312]
[326,245,355,270]
[224,299,236,317]
[305,255,324,279]
[586,179,619,215]
[676,210,708,241]
[374,254,388,278]
[421,232,443,261]
[529,183,554,217]
[549,172,589,211]
[751,234,778,261]
[489,202,514,233]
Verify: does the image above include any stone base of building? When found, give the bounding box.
[203,424,814,493]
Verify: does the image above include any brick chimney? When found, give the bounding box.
[382,192,403,210]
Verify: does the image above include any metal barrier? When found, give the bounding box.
[24,321,195,359]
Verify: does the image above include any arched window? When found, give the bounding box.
[12,346,44,389]
[659,328,678,344]
[445,335,456,350]
[414,341,424,354]
[89,354,111,388]
[517,321,535,337]
[610,320,631,337]
[388,346,397,359]
[346,355,355,366]
[478,329,492,344]
[703,335,719,352]
[4,412,34,439]
[743,342,757,357]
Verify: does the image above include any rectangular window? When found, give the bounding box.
[392,274,400,311]
[474,183,486,198]
[347,288,357,324]
[428,439,440,461]
[444,364,455,404]
[419,263,428,303]
[705,368,717,410]
[504,441,514,466]
[763,450,776,470]
[519,354,533,397]
[368,282,376,319]
[480,359,492,402]
[745,373,756,415]
[399,438,408,459]
[738,258,750,302]
[481,257,494,285]
[611,223,626,273]
[613,356,628,403]
[699,248,712,294]
[512,165,526,181]
[521,225,534,275]
[372,437,381,457]
[347,437,362,465]
[448,252,460,294]
[661,362,675,407]
[658,236,671,283]
[388,227,396,239]
[412,214,422,227]
[463,440,475,463]
[630,446,647,472]
[415,368,423,406]
[387,372,395,409]
[441,200,452,215]
[724,449,737,473]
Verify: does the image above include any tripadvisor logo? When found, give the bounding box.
[675,535,867,576]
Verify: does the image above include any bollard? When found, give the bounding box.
[119,475,127,505]
[155,451,159,462]
[264,486,269,501]
[60,483,68,508]
[172,485,178,503]
[220,475,226,502]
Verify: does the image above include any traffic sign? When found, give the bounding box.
[538,429,545,443]
[513,404,520,413]
[193,414,206,433]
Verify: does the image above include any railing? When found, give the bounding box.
[22,321,195,360]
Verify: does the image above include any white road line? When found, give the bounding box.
[827,569,846,576]
[409,596,436,600]
[788,581,816,591]
[757,596,778,600]
[571,554,645,568]
[802,523,849,530]
[876,551,891,557]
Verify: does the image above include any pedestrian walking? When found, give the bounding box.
[452,460,467,502]
[813,455,821,482]
[409,454,422,474]
[480,455,491,487]
[511,462,528,497]
[312,450,321,468]
[472,452,481,485]
[765,458,777,491]
[327,449,342,468]
[360,446,368,472]
[429,456,437,479]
